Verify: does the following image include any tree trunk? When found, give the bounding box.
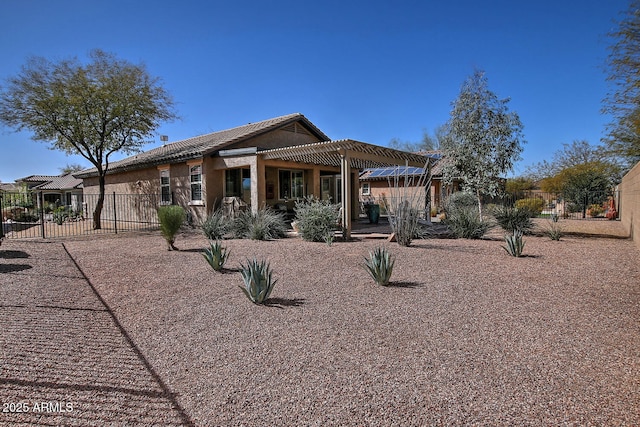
[476,188,484,222]
[93,174,106,230]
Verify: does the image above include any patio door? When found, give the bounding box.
[321,176,332,201]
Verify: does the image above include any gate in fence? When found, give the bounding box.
[1,191,162,240]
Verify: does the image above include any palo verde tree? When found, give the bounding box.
[604,0,640,166]
[0,49,177,229]
[440,69,525,220]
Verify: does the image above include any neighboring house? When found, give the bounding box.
[15,174,84,212]
[359,151,459,214]
[75,113,429,237]
[0,182,19,194]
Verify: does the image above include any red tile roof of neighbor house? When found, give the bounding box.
[75,113,330,177]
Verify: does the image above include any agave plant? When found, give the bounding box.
[239,258,277,304]
[364,246,395,286]
[202,241,230,272]
[503,230,525,257]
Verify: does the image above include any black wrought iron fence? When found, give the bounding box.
[1,191,163,240]
[482,190,620,220]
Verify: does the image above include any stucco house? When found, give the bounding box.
[359,151,460,216]
[15,173,84,212]
[75,113,430,237]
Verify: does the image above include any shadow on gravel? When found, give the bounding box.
[0,250,30,259]
[388,281,422,288]
[0,243,196,426]
[0,264,32,273]
[264,297,306,308]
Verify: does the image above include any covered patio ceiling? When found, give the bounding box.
[258,139,432,239]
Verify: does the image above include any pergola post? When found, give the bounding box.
[340,149,351,239]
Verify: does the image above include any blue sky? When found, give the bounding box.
[0,0,629,182]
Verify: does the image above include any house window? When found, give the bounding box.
[190,164,202,202]
[160,169,171,204]
[362,182,371,196]
[278,169,304,199]
[225,168,251,201]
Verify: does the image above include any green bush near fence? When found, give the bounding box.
[514,198,544,216]
[158,205,186,250]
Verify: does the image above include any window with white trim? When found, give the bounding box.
[362,182,371,196]
[160,169,171,204]
[190,164,202,202]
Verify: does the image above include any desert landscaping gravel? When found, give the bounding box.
[1,220,639,426]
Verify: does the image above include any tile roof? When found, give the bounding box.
[33,174,83,190]
[16,174,83,190]
[76,113,329,177]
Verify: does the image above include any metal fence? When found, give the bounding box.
[483,190,620,220]
[1,191,162,240]
[361,190,621,220]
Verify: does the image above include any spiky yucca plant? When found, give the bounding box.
[239,258,277,304]
[364,246,395,286]
[503,230,525,257]
[202,241,230,272]
[545,221,563,241]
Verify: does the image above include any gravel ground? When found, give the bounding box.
[1,219,639,426]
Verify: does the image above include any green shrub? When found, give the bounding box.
[492,205,534,235]
[53,206,68,225]
[239,258,277,304]
[364,246,395,286]
[445,191,478,211]
[503,230,525,257]
[157,205,186,250]
[442,192,490,239]
[294,196,340,242]
[231,207,287,240]
[443,207,490,239]
[514,198,544,216]
[202,241,230,272]
[587,204,604,217]
[202,208,229,240]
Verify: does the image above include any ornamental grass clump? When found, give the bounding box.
[232,207,287,240]
[364,246,395,286]
[202,241,230,272]
[157,205,185,250]
[202,208,229,240]
[239,258,277,304]
[492,205,534,235]
[545,221,564,241]
[442,192,491,239]
[503,230,525,257]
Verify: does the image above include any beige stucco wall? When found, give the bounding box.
[620,161,640,247]
[82,160,209,225]
[361,179,445,214]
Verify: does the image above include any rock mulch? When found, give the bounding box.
[1,219,638,425]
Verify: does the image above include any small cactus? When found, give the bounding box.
[202,241,230,272]
[364,246,395,286]
[239,258,277,304]
[503,230,525,257]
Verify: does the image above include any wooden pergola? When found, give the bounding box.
[259,139,430,239]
